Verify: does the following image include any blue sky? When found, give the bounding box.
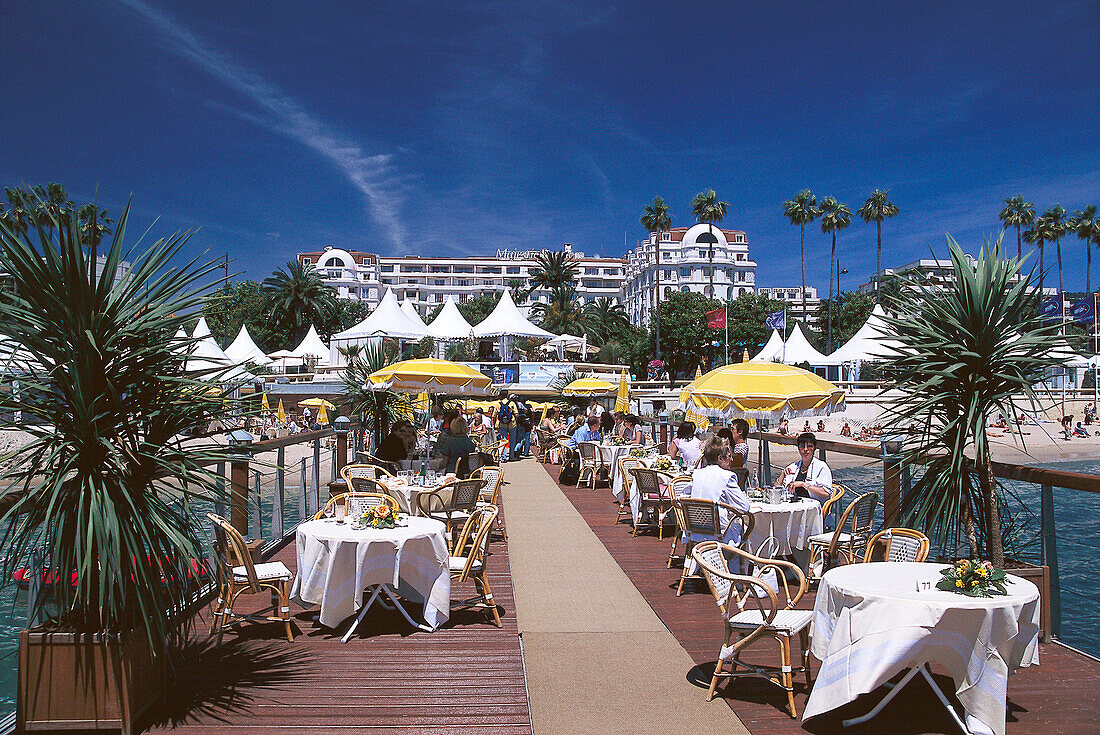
[4,1,1099,292]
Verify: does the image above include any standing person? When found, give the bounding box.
[778,432,833,502]
[586,398,604,419]
[428,408,444,436]
[497,390,518,461]
[669,421,702,468]
[514,398,533,458]
[730,418,750,469]
[302,406,312,426]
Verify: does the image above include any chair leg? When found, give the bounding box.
[708,659,725,701]
[667,534,678,569]
[801,628,811,689]
[279,582,294,642]
[474,575,502,627]
[781,635,797,718]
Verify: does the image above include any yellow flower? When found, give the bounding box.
[976,567,988,577]
[955,580,963,588]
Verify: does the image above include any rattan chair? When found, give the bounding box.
[449,504,502,627]
[534,429,554,462]
[417,478,483,549]
[629,467,675,539]
[341,462,392,487]
[355,453,398,475]
[577,441,601,488]
[665,475,692,567]
[471,466,506,541]
[207,513,294,643]
[314,491,398,521]
[692,541,812,717]
[616,456,644,524]
[820,483,849,532]
[863,527,930,563]
[807,491,879,579]
[481,439,508,465]
[673,498,754,595]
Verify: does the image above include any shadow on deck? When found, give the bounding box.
[542,462,1100,735]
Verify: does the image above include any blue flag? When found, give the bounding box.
[1039,296,1061,322]
[1070,297,1096,325]
[765,309,786,331]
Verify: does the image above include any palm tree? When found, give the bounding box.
[857,189,901,304]
[819,196,852,352]
[1040,206,1069,298]
[340,341,415,450]
[262,260,337,346]
[999,195,1035,261]
[640,197,672,360]
[583,297,630,344]
[528,250,580,293]
[1071,205,1100,294]
[883,235,1058,568]
[690,189,729,298]
[529,284,589,336]
[783,190,819,321]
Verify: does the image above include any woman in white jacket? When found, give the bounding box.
[682,437,752,545]
[779,431,833,502]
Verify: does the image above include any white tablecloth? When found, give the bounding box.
[601,444,643,500]
[290,517,450,630]
[747,500,823,556]
[805,561,1040,735]
[377,476,456,515]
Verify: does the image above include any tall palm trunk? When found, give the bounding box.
[1056,239,1064,296]
[1039,240,1045,295]
[1016,224,1022,261]
[828,232,836,352]
[800,223,806,319]
[1087,240,1092,295]
[875,220,882,305]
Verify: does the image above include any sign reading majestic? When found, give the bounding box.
[495,248,550,260]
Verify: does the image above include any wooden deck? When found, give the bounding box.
[143,527,530,734]
[544,462,1100,735]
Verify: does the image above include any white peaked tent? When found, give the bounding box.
[781,323,832,365]
[192,316,212,340]
[827,305,902,364]
[185,333,254,382]
[171,327,191,356]
[751,329,785,363]
[225,324,272,366]
[427,295,474,340]
[472,290,555,339]
[330,289,432,365]
[292,325,330,365]
[400,299,430,332]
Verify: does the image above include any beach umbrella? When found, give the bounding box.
[277,399,286,424]
[317,403,329,425]
[679,362,845,422]
[684,366,711,431]
[414,391,431,412]
[614,369,630,413]
[261,393,270,411]
[367,358,496,396]
[561,378,616,397]
[298,397,336,410]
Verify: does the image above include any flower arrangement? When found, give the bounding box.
[629,447,648,458]
[650,456,673,472]
[361,504,400,529]
[606,434,626,446]
[936,558,1008,597]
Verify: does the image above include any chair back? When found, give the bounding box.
[618,456,642,488]
[380,482,412,514]
[678,497,722,538]
[355,454,397,475]
[471,466,503,504]
[733,467,750,491]
[349,476,386,494]
[821,483,849,530]
[630,467,665,498]
[451,478,483,513]
[208,513,260,591]
[452,505,498,581]
[341,463,391,486]
[345,491,399,519]
[692,540,806,620]
[578,441,597,462]
[847,491,878,536]
[864,527,930,563]
[458,451,490,478]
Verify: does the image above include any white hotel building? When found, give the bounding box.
[621,224,757,325]
[298,244,624,315]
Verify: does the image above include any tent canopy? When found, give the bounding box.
[827,305,902,364]
[400,299,430,332]
[780,323,832,365]
[427,295,474,340]
[333,289,432,342]
[185,334,255,382]
[751,329,785,363]
[472,290,555,339]
[292,325,330,363]
[225,324,272,366]
[192,316,212,340]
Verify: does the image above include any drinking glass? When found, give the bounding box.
[335,501,347,523]
[323,501,335,520]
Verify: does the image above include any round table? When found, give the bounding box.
[600,444,644,500]
[377,476,457,515]
[747,499,823,557]
[290,517,450,638]
[805,561,1040,735]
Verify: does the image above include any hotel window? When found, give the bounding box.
[382,278,393,285]
[479,266,502,274]
[584,268,597,275]
[403,265,423,273]
[431,266,450,273]
[457,279,471,287]
[433,293,443,302]
[433,279,445,286]
[454,266,474,273]
[302,258,312,265]
[680,267,690,277]
[381,265,394,273]
[361,258,370,265]
[661,232,671,241]
[506,266,521,274]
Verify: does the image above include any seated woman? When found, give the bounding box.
[682,437,752,544]
[840,422,852,437]
[377,420,415,465]
[539,407,561,433]
[778,432,833,503]
[436,416,476,474]
[817,419,826,432]
[668,421,702,468]
[622,414,645,445]
[599,410,616,437]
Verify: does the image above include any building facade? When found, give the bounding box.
[297,244,624,315]
[755,286,821,324]
[858,256,1054,297]
[621,224,757,325]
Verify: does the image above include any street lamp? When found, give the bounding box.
[829,263,850,353]
[333,415,350,435]
[227,428,254,458]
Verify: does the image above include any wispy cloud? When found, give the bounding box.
[118,0,408,248]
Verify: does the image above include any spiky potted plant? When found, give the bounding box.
[0,199,239,733]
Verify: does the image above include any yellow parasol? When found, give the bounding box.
[367,358,496,396]
[277,399,286,424]
[614,369,630,413]
[561,378,616,397]
[261,392,270,411]
[317,403,329,425]
[413,391,431,412]
[679,362,845,422]
[684,366,710,431]
[298,397,335,410]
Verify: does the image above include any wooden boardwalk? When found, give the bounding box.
[143,528,531,734]
[544,462,1100,735]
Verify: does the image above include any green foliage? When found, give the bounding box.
[0,199,237,652]
[999,195,1035,260]
[1070,205,1100,293]
[528,250,580,291]
[262,261,337,344]
[725,292,790,355]
[0,183,113,253]
[812,291,874,350]
[202,279,276,349]
[340,341,414,449]
[583,297,630,345]
[409,336,435,359]
[883,236,1058,567]
[445,337,479,361]
[530,285,589,335]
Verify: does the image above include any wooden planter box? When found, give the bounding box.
[1006,560,1052,643]
[18,629,165,734]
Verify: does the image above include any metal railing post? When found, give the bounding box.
[331,443,337,483]
[251,471,262,540]
[273,446,285,539]
[26,547,43,629]
[213,462,226,519]
[300,457,308,519]
[761,435,772,486]
[312,438,321,513]
[1040,483,1062,639]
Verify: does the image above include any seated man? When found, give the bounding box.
[1073,422,1088,437]
[567,415,602,448]
[778,432,833,503]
